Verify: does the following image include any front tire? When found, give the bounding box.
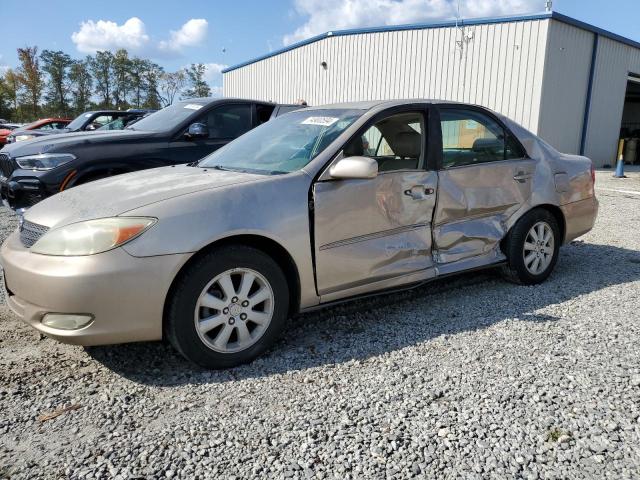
[501,208,561,285]
[166,245,289,368]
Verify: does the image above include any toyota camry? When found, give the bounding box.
[0,100,598,368]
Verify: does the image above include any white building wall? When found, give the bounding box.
[224,19,550,134]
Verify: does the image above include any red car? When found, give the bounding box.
[0,118,71,146]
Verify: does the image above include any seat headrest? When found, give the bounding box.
[472,138,503,153]
[393,131,421,158]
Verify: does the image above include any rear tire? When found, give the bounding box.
[166,245,289,369]
[501,208,561,285]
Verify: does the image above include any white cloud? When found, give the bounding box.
[71,17,150,53]
[159,19,208,53]
[283,0,540,45]
[203,62,228,83]
[71,17,209,56]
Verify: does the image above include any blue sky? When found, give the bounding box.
[1,0,638,90]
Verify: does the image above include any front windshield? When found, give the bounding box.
[198,109,363,174]
[128,102,204,132]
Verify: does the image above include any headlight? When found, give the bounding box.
[15,153,75,171]
[15,134,35,142]
[31,217,156,256]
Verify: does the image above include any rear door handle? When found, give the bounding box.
[404,185,435,200]
[513,172,533,183]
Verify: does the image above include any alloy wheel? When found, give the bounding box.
[523,221,555,275]
[194,268,274,353]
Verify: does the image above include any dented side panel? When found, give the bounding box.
[433,159,536,264]
[314,170,437,296]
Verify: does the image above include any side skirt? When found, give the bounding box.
[299,260,506,314]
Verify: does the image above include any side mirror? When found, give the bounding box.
[185,123,208,139]
[329,156,378,180]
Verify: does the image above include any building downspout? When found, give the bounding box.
[580,33,599,156]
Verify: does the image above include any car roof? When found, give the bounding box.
[304,99,492,112]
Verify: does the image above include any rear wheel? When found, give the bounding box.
[501,209,560,285]
[166,245,289,368]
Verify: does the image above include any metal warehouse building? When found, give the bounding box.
[222,11,640,167]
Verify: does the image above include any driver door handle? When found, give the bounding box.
[404,185,434,200]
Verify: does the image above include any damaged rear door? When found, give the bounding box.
[433,106,534,267]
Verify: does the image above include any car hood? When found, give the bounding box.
[1,129,154,156]
[25,165,264,229]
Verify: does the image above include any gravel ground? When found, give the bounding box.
[1,168,639,479]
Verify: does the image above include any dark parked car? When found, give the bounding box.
[0,99,303,210]
[4,110,153,144]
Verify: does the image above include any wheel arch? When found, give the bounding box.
[504,203,567,250]
[162,234,301,337]
[530,203,566,244]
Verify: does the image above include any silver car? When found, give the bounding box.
[0,100,598,368]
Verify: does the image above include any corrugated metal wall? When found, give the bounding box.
[224,19,550,133]
[224,17,640,166]
[537,21,594,155]
[582,37,640,166]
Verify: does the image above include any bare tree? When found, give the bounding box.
[158,71,186,107]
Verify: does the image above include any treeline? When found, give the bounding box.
[0,46,213,122]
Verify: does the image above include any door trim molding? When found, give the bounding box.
[319,223,430,251]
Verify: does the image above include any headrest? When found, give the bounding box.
[393,131,421,158]
[472,138,503,153]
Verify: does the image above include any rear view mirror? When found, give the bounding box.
[185,123,208,139]
[329,156,378,180]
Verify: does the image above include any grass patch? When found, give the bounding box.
[547,427,571,442]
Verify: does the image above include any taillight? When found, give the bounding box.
[590,164,596,185]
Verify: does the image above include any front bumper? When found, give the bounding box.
[0,230,190,345]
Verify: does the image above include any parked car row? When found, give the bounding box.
[0,99,300,210]
[0,118,71,146]
[0,97,598,369]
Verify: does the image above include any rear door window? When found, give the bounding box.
[440,108,526,168]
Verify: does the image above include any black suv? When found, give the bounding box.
[0,99,302,210]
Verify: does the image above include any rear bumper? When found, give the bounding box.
[0,231,190,345]
[561,196,598,243]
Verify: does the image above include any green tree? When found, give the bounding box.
[17,46,43,119]
[142,62,164,110]
[182,63,211,99]
[40,50,73,116]
[69,58,93,115]
[112,49,131,109]
[90,51,115,108]
[4,69,22,121]
[0,74,13,120]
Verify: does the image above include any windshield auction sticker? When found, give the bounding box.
[302,116,339,127]
[184,104,203,110]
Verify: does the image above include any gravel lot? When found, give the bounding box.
[1,168,639,479]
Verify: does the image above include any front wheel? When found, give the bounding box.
[501,209,561,285]
[166,245,289,368]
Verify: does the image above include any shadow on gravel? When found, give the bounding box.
[87,241,640,386]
